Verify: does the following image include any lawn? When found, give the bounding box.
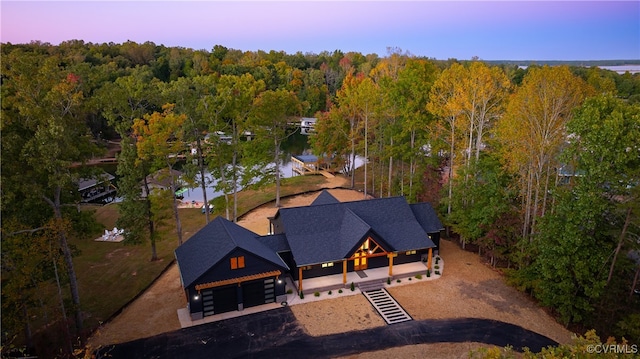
[73,174,339,335]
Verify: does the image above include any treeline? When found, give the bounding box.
[1,40,639,356]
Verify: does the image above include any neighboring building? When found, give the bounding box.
[300,117,317,128]
[78,171,116,204]
[175,190,443,320]
[141,168,184,198]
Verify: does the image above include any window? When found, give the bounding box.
[230,256,245,269]
[321,262,334,268]
[405,250,416,255]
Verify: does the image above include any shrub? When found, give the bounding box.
[387,277,391,285]
[435,270,440,275]
[426,270,431,277]
[415,274,422,280]
[350,282,355,291]
[338,289,343,294]
[434,265,440,269]
[286,289,293,294]
[328,290,332,295]
[314,291,320,297]
[300,292,304,299]
[408,277,412,281]
[396,279,401,283]
[435,257,440,264]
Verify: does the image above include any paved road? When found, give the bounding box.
[94,307,557,359]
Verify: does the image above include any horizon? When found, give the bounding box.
[2,1,639,61]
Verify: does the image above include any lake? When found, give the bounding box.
[178,129,363,204]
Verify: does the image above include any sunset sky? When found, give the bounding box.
[2,1,638,61]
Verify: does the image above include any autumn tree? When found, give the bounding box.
[516,95,639,331]
[132,104,187,245]
[428,63,467,218]
[160,76,215,223]
[97,66,162,258]
[497,65,592,240]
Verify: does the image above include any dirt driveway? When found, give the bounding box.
[87,185,574,356]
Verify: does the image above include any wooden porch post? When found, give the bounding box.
[298,267,303,293]
[388,253,394,276]
[427,248,433,271]
[343,260,347,284]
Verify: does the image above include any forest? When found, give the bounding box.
[1,40,639,357]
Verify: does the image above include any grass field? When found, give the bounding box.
[74,174,335,334]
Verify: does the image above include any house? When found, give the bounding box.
[269,192,442,293]
[175,190,443,320]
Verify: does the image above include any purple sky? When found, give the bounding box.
[2,1,638,60]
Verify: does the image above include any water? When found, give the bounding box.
[179,130,363,204]
[597,65,640,74]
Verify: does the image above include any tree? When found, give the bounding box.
[563,96,640,288]
[497,65,592,240]
[161,76,214,223]
[215,74,266,221]
[391,58,440,200]
[531,184,611,325]
[132,104,187,245]
[448,153,516,254]
[98,66,161,258]
[428,63,466,217]
[524,95,639,329]
[1,50,100,338]
[249,89,301,207]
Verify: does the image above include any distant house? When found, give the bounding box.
[78,171,116,204]
[300,117,317,128]
[141,168,184,197]
[175,190,443,320]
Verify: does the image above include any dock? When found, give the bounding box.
[291,155,334,177]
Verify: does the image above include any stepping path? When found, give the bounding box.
[362,288,412,324]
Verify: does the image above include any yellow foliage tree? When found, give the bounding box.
[496,66,594,239]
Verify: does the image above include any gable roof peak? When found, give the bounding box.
[310,190,340,206]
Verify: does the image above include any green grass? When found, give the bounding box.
[73,174,340,334]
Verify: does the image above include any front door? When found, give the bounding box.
[354,252,368,270]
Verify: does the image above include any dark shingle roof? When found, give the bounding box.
[277,196,437,265]
[175,216,287,288]
[410,202,445,233]
[258,233,291,252]
[311,190,340,206]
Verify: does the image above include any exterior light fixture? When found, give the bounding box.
[194,294,200,300]
[277,279,282,284]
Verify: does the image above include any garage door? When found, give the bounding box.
[242,278,276,308]
[208,285,237,316]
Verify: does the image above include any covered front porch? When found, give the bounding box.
[295,260,432,295]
